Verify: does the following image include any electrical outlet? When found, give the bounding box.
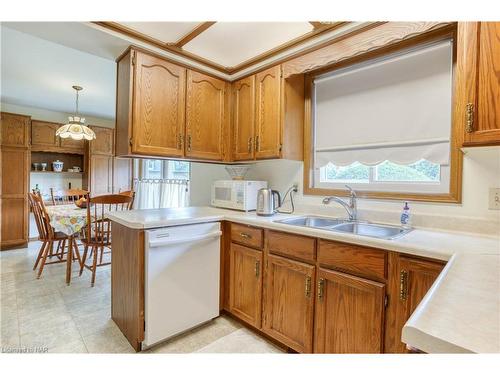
[489,188,500,210]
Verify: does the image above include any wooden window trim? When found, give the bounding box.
[303,25,463,203]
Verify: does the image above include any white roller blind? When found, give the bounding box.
[313,39,453,168]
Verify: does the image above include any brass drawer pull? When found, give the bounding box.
[255,260,260,277]
[187,134,192,152]
[239,232,252,239]
[318,278,325,299]
[247,137,253,153]
[399,270,408,301]
[177,134,183,149]
[305,276,312,298]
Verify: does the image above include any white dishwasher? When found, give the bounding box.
[143,222,221,348]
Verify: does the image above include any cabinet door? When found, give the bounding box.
[1,148,29,248]
[60,135,85,153]
[90,155,113,196]
[389,256,444,353]
[113,157,132,193]
[185,70,226,160]
[263,254,315,353]
[460,22,500,146]
[232,76,255,161]
[90,126,114,155]
[255,65,282,159]
[229,243,263,328]
[31,120,59,148]
[1,112,30,147]
[132,52,186,157]
[314,268,385,353]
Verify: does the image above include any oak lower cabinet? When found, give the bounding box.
[262,254,315,353]
[229,243,263,328]
[385,255,444,353]
[314,268,386,353]
[89,154,113,196]
[1,112,30,249]
[459,22,500,146]
[185,70,229,161]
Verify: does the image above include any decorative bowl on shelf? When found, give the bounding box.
[75,197,87,208]
[40,163,47,171]
[52,160,64,172]
[32,163,40,171]
[225,165,252,180]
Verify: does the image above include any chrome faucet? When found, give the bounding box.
[322,185,357,221]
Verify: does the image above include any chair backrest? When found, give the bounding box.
[29,192,53,241]
[50,188,89,205]
[84,194,134,247]
[118,190,135,210]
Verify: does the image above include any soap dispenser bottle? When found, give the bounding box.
[400,201,411,229]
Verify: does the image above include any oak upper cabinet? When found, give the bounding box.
[229,243,263,328]
[255,65,282,159]
[185,70,228,161]
[1,112,30,249]
[314,268,386,353]
[385,255,444,353]
[132,52,186,157]
[231,65,304,161]
[116,48,186,158]
[31,120,59,149]
[90,126,114,155]
[232,75,255,161]
[263,254,315,353]
[459,22,500,146]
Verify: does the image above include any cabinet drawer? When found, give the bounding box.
[231,223,263,249]
[318,240,387,281]
[267,230,316,263]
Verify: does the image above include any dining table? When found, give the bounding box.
[45,203,89,285]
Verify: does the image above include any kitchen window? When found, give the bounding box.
[304,29,462,202]
[140,159,190,180]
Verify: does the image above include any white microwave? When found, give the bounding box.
[211,180,268,211]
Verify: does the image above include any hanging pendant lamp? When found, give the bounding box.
[56,85,96,141]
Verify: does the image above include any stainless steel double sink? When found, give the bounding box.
[273,216,411,240]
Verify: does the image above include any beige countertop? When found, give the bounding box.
[107,206,500,353]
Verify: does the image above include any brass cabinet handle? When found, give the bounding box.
[239,232,252,239]
[465,103,474,133]
[187,134,192,152]
[399,270,408,300]
[247,137,253,153]
[177,134,183,149]
[318,278,325,300]
[255,260,260,278]
[305,276,312,298]
[255,135,260,152]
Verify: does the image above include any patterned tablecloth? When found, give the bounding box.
[45,204,88,236]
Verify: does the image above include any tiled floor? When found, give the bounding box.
[0,241,283,354]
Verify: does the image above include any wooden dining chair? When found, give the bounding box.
[29,192,82,279]
[118,190,135,210]
[50,188,89,205]
[79,193,133,286]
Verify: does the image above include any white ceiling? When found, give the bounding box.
[1,25,117,119]
[120,22,201,43]
[183,22,313,67]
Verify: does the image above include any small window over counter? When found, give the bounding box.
[304,30,462,202]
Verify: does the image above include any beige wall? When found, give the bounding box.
[1,102,115,128]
